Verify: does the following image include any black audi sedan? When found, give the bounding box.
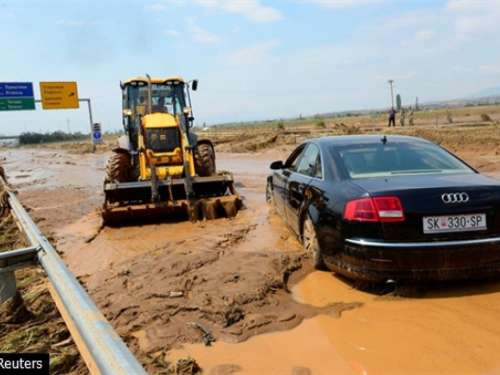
[266,134,500,282]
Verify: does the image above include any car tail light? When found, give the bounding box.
[344,197,405,222]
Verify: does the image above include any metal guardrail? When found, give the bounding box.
[0,175,148,375]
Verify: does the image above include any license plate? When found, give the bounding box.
[423,213,487,234]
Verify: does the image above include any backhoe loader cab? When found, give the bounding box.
[102,76,242,224]
[121,77,193,151]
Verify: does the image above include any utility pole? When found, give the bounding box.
[388,79,394,108]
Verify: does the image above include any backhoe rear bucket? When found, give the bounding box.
[102,171,242,225]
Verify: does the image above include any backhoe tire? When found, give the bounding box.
[194,143,216,177]
[106,152,133,183]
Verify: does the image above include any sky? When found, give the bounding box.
[0,0,499,136]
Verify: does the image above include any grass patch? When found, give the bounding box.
[0,163,87,374]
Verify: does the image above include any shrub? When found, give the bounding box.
[481,114,492,122]
[18,131,86,145]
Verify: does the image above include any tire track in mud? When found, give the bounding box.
[66,205,363,373]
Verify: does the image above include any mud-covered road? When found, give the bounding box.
[3,145,500,375]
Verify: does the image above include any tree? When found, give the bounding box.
[415,96,419,111]
[396,94,402,112]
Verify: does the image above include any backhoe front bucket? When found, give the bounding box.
[102,171,242,225]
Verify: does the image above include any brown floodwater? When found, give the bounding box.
[3,146,500,375]
[168,270,500,374]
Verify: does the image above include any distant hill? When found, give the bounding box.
[466,86,500,99]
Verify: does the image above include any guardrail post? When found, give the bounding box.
[0,271,17,304]
[0,246,39,304]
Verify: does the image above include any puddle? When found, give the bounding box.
[292,272,500,375]
[168,271,500,375]
[131,329,150,352]
[167,317,357,375]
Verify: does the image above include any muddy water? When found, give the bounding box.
[4,147,500,375]
[169,271,500,374]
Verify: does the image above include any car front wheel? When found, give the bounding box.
[266,181,274,204]
[302,214,324,270]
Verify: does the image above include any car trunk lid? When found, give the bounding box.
[348,173,500,240]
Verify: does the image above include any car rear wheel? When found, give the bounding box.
[302,214,324,270]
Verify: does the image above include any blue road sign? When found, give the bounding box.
[93,131,102,140]
[0,82,34,98]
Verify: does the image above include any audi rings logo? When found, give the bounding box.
[441,192,469,204]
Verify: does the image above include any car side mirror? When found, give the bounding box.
[270,160,284,170]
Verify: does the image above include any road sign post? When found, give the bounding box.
[92,123,102,146]
[0,83,35,111]
[39,82,79,110]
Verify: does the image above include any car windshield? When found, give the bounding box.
[336,142,475,179]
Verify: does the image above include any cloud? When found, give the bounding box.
[145,3,168,12]
[397,70,418,80]
[446,0,500,34]
[480,64,500,74]
[194,0,283,23]
[218,39,281,66]
[164,29,180,37]
[452,65,470,73]
[446,0,500,14]
[375,10,440,32]
[300,0,385,9]
[401,29,435,46]
[374,70,418,82]
[1,6,22,19]
[54,20,95,27]
[407,48,437,59]
[414,29,434,42]
[186,17,220,43]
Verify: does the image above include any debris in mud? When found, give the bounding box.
[167,357,202,375]
[292,367,312,375]
[208,364,242,375]
[187,322,216,346]
[222,307,244,328]
[169,291,184,298]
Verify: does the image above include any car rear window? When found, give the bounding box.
[336,142,475,178]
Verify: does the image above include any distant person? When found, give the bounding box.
[388,107,396,127]
[400,107,405,126]
[408,106,414,126]
[152,96,168,113]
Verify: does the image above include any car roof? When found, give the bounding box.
[307,134,432,147]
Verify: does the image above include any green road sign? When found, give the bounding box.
[0,98,36,111]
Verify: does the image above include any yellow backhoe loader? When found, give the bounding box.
[102,75,242,224]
